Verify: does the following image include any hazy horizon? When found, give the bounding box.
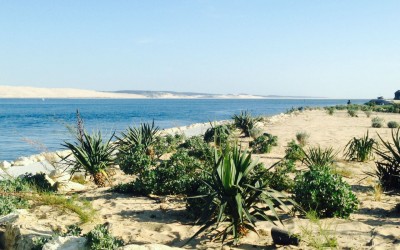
[1,1,399,99]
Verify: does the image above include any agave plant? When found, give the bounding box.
[203,123,231,146]
[344,131,376,162]
[374,128,400,191]
[63,131,115,187]
[232,111,262,137]
[117,121,159,157]
[303,146,337,169]
[187,146,297,245]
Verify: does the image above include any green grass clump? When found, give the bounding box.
[303,146,337,169]
[387,121,399,128]
[296,131,310,147]
[249,133,278,154]
[326,107,335,115]
[344,131,376,162]
[294,166,358,218]
[371,117,384,128]
[373,128,400,191]
[347,108,358,117]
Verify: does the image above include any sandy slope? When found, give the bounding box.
[0,85,147,98]
[3,110,400,249]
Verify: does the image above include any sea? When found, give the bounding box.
[0,98,368,161]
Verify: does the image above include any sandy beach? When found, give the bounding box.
[1,109,400,249]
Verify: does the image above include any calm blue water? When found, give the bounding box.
[0,98,367,161]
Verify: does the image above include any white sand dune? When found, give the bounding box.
[0,85,147,99]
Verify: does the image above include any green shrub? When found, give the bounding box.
[232,111,262,137]
[22,172,55,192]
[371,117,384,128]
[204,124,231,146]
[85,224,123,250]
[347,109,358,117]
[326,107,335,115]
[373,128,400,191]
[153,133,184,157]
[117,145,154,176]
[249,133,278,154]
[284,140,305,162]
[178,135,214,164]
[0,178,30,215]
[364,110,372,118]
[296,131,310,146]
[344,131,376,162]
[187,146,296,245]
[303,146,337,169]
[294,166,358,218]
[387,121,399,129]
[248,161,295,192]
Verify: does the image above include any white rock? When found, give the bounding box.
[0,209,28,224]
[49,169,71,182]
[42,236,87,250]
[44,174,56,186]
[56,181,86,192]
[12,157,34,166]
[120,244,183,250]
[0,160,11,169]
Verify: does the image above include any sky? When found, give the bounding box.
[0,1,399,99]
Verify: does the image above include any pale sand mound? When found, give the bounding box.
[0,85,146,98]
[6,110,400,249]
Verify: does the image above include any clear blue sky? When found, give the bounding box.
[0,1,399,98]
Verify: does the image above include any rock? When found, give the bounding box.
[0,161,11,169]
[4,212,52,250]
[42,236,87,250]
[0,210,28,224]
[120,244,183,250]
[56,181,86,192]
[44,174,56,187]
[12,157,34,166]
[49,169,71,182]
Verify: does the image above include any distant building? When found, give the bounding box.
[395,90,400,100]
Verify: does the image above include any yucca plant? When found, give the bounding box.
[232,111,262,137]
[63,131,115,187]
[344,131,376,162]
[373,128,400,191]
[303,146,337,169]
[204,123,231,146]
[117,121,159,157]
[187,146,297,245]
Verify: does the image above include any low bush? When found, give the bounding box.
[296,131,310,146]
[371,117,384,128]
[22,172,55,192]
[153,133,184,157]
[86,224,124,250]
[248,161,295,192]
[387,121,399,129]
[117,145,154,176]
[284,140,305,162]
[203,124,231,146]
[293,166,358,218]
[347,109,358,117]
[249,133,278,154]
[344,131,376,162]
[326,107,335,115]
[0,178,30,215]
[364,110,372,118]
